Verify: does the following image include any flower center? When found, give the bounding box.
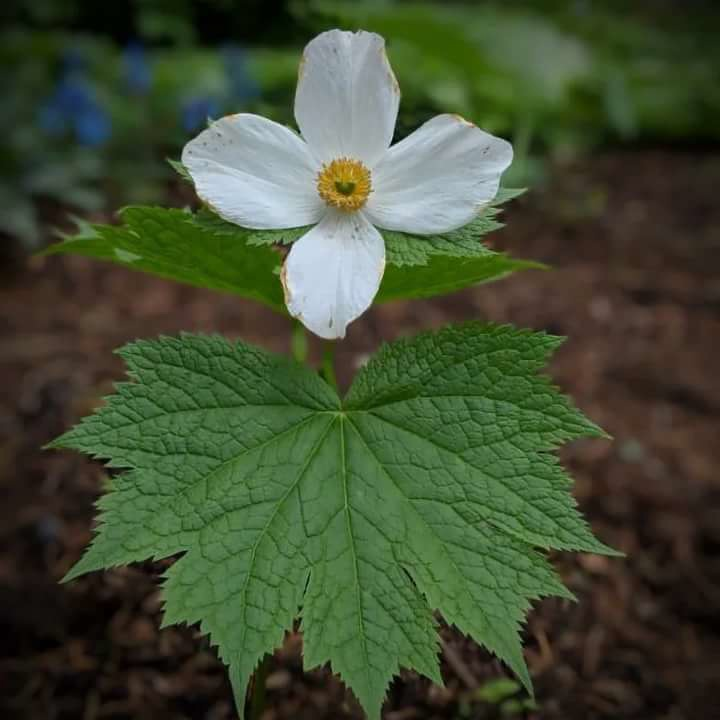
[317,158,371,211]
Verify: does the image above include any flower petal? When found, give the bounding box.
[182,113,324,229]
[283,211,385,339]
[365,114,513,234]
[294,30,400,167]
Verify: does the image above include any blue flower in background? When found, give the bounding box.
[124,41,152,95]
[181,96,221,133]
[73,103,111,146]
[222,44,260,102]
[38,50,111,147]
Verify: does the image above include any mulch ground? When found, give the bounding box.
[1,150,719,720]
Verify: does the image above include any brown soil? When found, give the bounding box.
[1,150,719,720]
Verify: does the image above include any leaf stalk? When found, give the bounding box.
[322,342,339,391]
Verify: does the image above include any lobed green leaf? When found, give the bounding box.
[45,188,529,311]
[53,324,616,719]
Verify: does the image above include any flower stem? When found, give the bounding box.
[247,654,271,720]
[291,320,309,364]
[322,342,338,392]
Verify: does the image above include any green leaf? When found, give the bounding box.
[377,253,545,303]
[44,206,286,312]
[44,197,536,310]
[53,324,616,719]
[190,208,310,247]
[381,188,525,267]
[166,158,192,183]
[475,677,522,704]
[376,189,540,301]
[381,211,501,266]
[494,187,527,205]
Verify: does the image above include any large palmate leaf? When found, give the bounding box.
[46,193,533,312]
[53,324,615,719]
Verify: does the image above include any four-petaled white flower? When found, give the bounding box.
[182,29,513,339]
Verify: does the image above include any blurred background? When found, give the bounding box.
[1,1,719,718]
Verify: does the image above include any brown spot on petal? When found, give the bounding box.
[297,53,307,84]
[280,263,292,307]
[197,192,221,218]
[380,45,401,98]
[450,113,476,127]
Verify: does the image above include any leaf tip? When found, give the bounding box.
[60,557,93,583]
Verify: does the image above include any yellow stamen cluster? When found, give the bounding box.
[317,157,372,211]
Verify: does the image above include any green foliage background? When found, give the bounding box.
[4,0,720,245]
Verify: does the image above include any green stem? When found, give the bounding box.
[247,654,271,720]
[291,320,309,364]
[322,342,338,391]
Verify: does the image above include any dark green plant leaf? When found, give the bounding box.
[377,252,545,303]
[53,324,616,719]
[381,188,525,267]
[475,677,522,704]
[381,211,501,266]
[44,206,286,312]
[166,157,193,183]
[190,208,309,246]
[45,198,535,311]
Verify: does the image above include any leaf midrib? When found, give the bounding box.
[338,415,372,701]
[234,414,336,653]
[343,415,482,626]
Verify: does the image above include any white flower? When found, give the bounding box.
[182,30,513,339]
